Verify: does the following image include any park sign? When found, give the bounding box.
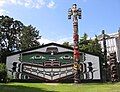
[6,43,101,82]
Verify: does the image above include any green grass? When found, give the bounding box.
[1,82,120,92]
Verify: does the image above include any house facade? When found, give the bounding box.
[6,43,101,82]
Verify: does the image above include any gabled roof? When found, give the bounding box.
[7,42,73,56]
[7,42,100,57]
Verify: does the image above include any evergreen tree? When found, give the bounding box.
[79,33,102,55]
[20,25,40,50]
[79,33,90,51]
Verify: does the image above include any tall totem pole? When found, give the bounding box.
[68,4,82,83]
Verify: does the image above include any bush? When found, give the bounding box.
[0,63,9,83]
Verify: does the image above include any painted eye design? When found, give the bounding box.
[59,55,73,60]
[30,55,45,59]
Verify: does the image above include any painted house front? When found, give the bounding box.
[6,43,101,82]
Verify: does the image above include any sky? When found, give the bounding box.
[0,0,120,44]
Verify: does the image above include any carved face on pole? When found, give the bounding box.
[72,4,77,11]
[72,6,77,17]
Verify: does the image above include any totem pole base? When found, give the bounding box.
[74,70,80,83]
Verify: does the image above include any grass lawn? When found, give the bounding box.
[0,82,120,92]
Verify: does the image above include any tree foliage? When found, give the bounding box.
[0,15,40,63]
[62,42,71,47]
[0,16,24,52]
[79,33,102,55]
[62,33,102,56]
[0,63,7,82]
[20,25,40,50]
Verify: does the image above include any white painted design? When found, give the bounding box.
[22,64,73,80]
[84,53,100,79]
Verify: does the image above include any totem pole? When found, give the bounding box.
[68,4,82,83]
[102,30,107,65]
[102,30,107,82]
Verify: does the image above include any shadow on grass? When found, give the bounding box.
[0,84,58,92]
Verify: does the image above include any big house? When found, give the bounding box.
[6,43,102,82]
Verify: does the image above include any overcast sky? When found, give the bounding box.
[0,0,120,44]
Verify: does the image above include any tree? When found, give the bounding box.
[0,16,41,63]
[79,33,102,55]
[79,33,90,52]
[62,42,71,47]
[20,25,40,50]
[92,35,102,55]
[0,15,24,52]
